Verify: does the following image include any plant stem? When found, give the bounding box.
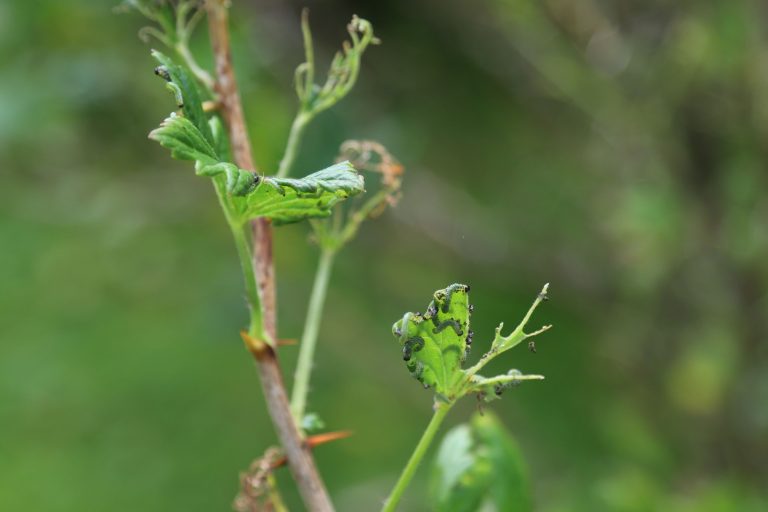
[291,246,336,421]
[229,220,262,336]
[382,401,453,512]
[277,111,310,178]
[205,1,334,511]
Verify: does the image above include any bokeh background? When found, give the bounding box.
[2,0,767,510]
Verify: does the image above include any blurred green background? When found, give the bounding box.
[2,0,767,510]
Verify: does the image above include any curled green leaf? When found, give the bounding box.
[151,50,212,143]
[238,162,365,225]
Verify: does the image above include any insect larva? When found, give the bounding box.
[439,283,469,313]
[433,319,463,336]
[402,336,425,361]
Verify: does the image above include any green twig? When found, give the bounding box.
[382,400,453,512]
[277,111,310,178]
[291,246,336,421]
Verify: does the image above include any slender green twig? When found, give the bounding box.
[291,246,336,421]
[277,111,310,178]
[382,401,453,512]
[299,8,314,106]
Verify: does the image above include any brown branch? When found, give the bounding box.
[205,2,334,511]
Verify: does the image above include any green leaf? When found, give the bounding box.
[149,114,364,219]
[392,284,471,397]
[148,113,217,165]
[151,50,213,143]
[149,113,258,196]
[147,46,364,223]
[430,424,491,512]
[430,412,531,512]
[471,413,532,511]
[234,161,365,225]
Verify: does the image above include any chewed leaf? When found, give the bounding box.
[234,161,365,225]
[490,283,551,355]
[392,284,471,397]
[469,370,545,403]
[393,284,550,404]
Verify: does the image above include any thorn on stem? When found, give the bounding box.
[240,330,268,357]
[202,100,221,112]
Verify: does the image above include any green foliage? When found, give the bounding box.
[149,113,363,224]
[146,53,365,226]
[234,162,365,226]
[431,412,531,512]
[392,284,550,403]
[151,50,212,142]
[295,13,379,118]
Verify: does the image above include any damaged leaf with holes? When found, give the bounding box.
[392,283,550,404]
[392,284,472,397]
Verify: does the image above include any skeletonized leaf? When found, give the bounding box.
[468,369,545,403]
[392,284,471,397]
